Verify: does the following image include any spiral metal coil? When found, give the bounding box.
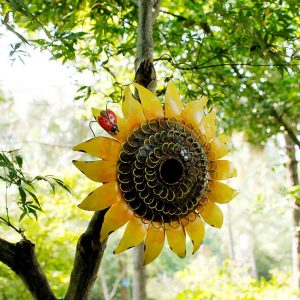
[117,118,214,227]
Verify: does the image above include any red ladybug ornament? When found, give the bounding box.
[98,109,119,135]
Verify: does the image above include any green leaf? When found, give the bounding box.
[15,155,23,168]
[48,176,72,195]
[18,187,27,203]
[19,211,27,222]
[23,187,41,207]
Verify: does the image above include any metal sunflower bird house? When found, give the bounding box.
[73,81,237,265]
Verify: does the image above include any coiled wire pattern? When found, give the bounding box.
[117,118,211,226]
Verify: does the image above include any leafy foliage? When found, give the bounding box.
[0,171,120,299]
[155,1,300,144]
[1,0,138,65]
[0,150,71,234]
[1,0,299,144]
[288,185,300,206]
[176,260,298,300]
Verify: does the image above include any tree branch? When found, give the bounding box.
[229,60,300,148]
[64,210,107,300]
[159,9,187,20]
[163,60,300,71]
[135,0,159,67]
[109,267,126,298]
[272,109,300,148]
[0,237,56,300]
[132,1,161,300]
[134,0,161,92]
[100,271,111,300]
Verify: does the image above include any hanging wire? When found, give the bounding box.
[89,120,97,137]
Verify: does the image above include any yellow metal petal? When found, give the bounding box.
[91,107,130,142]
[114,218,147,254]
[72,160,117,182]
[144,225,165,265]
[166,225,186,258]
[199,200,223,228]
[181,97,208,128]
[184,215,205,254]
[133,83,164,120]
[208,181,238,204]
[92,107,101,120]
[73,137,121,161]
[122,86,146,130]
[199,109,216,142]
[165,81,183,119]
[111,116,131,142]
[100,201,132,241]
[78,182,121,211]
[209,134,231,159]
[215,160,237,180]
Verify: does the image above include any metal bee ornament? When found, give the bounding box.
[98,109,119,135]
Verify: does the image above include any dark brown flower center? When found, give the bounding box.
[159,158,184,185]
[117,118,210,224]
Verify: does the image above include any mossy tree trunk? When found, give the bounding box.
[133,1,161,300]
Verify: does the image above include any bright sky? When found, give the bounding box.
[0,29,87,172]
[0,29,76,112]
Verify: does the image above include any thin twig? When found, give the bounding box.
[159,9,187,20]
[0,217,25,237]
[1,164,25,237]
[165,61,300,70]
[109,268,126,299]
[4,167,9,223]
